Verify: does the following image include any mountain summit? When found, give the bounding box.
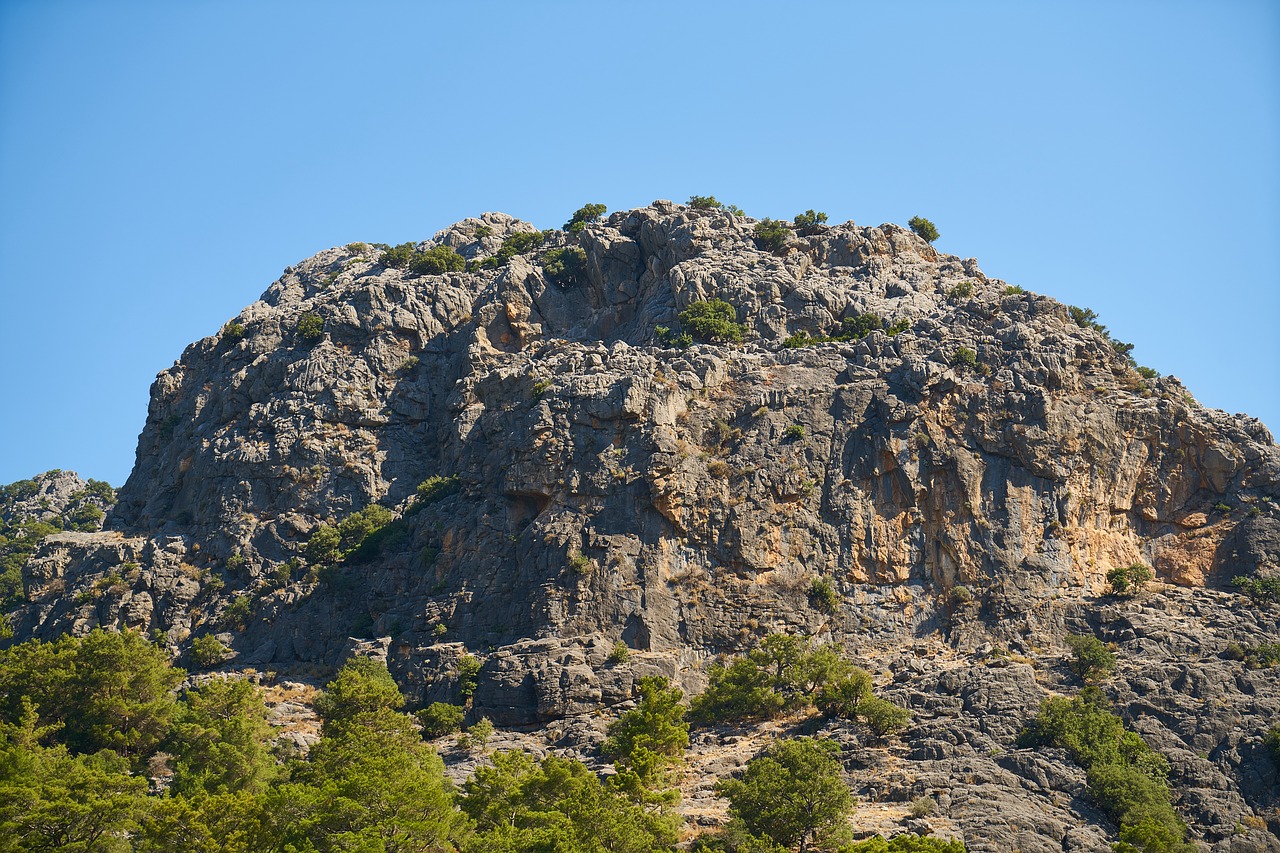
[8,200,1279,849]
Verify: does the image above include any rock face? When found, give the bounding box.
[9,201,1280,846]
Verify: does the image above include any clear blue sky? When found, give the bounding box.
[2,0,1277,487]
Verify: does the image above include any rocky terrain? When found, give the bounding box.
[5,200,1279,849]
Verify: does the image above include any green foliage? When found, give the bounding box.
[814,668,872,719]
[845,835,967,852]
[950,347,978,370]
[908,216,939,243]
[807,576,838,613]
[476,230,548,269]
[221,321,246,344]
[224,552,245,572]
[543,246,589,287]
[288,707,470,852]
[416,702,465,738]
[346,241,369,254]
[408,245,466,276]
[859,696,913,737]
[296,312,325,343]
[222,595,252,629]
[565,203,607,233]
[457,655,482,697]
[1019,688,1186,851]
[1087,764,1192,852]
[415,474,461,508]
[1018,689,1169,780]
[679,299,745,344]
[783,313,894,348]
[1232,574,1280,602]
[655,325,694,348]
[688,195,723,209]
[305,523,341,564]
[166,678,277,796]
[603,676,689,787]
[314,657,405,733]
[474,225,492,239]
[0,720,148,852]
[947,280,974,300]
[1226,642,1280,668]
[462,749,680,852]
[189,634,230,669]
[379,242,417,269]
[792,209,828,233]
[1004,285,1026,295]
[716,737,852,852]
[752,219,792,254]
[608,640,630,664]
[1107,564,1154,596]
[689,634,856,725]
[1065,634,1117,683]
[458,717,493,753]
[1068,305,1143,371]
[785,423,806,441]
[0,629,184,762]
[1265,726,1280,766]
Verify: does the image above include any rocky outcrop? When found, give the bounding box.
[8,201,1279,846]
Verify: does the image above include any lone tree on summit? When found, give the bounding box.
[909,216,939,243]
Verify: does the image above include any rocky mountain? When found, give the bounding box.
[6,200,1279,850]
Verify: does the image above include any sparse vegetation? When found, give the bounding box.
[807,576,838,613]
[416,702,465,738]
[296,312,324,343]
[908,216,939,243]
[409,245,466,275]
[564,203,607,233]
[1107,563,1154,596]
[414,474,461,508]
[188,634,230,669]
[947,280,974,300]
[1065,633,1117,683]
[792,209,828,233]
[785,423,805,441]
[475,229,548,269]
[752,218,792,254]
[688,195,723,209]
[677,299,745,344]
[543,246,588,287]
[1232,574,1280,603]
[950,347,978,370]
[220,321,246,344]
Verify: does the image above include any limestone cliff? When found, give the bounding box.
[9,201,1280,850]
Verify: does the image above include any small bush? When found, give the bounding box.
[223,595,253,629]
[457,654,482,697]
[950,347,978,370]
[654,325,693,348]
[909,796,937,818]
[861,696,912,737]
[305,524,341,564]
[415,475,461,508]
[221,321,246,344]
[1004,285,1026,295]
[564,203,607,233]
[409,245,465,276]
[785,424,805,441]
[792,209,828,233]
[473,225,492,239]
[189,634,230,668]
[752,218,792,254]
[417,702,465,738]
[1107,564,1154,596]
[297,312,325,343]
[908,216,939,243]
[224,552,245,572]
[1066,634,1116,683]
[1265,726,1280,766]
[807,577,838,613]
[688,195,723,209]
[947,280,974,300]
[814,669,872,719]
[457,717,493,752]
[1232,575,1280,603]
[608,641,630,664]
[679,299,745,343]
[477,230,547,269]
[379,242,417,269]
[542,246,588,287]
[567,551,590,574]
[346,241,369,254]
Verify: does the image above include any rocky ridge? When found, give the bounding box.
[8,200,1280,849]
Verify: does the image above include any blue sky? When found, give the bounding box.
[1,0,1277,487]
